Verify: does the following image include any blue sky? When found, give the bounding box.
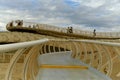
[0,0,120,32]
[65,0,79,7]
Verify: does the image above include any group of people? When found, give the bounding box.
[67,27,73,33]
[66,26,96,37]
[9,20,23,27]
[15,20,23,26]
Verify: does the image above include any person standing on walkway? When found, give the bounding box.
[93,29,96,37]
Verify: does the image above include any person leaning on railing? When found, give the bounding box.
[9,21,13,27]
[16,20,23,27]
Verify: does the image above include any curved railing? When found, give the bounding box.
[22,45,40,80]
[2,38,120,80]
[4,39,49,80]
[6,20,120,39]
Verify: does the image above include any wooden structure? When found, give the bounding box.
[0,20,119,80]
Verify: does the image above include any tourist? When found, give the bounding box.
[93,29,96,37]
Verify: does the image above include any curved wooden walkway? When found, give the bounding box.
[6,21,120,40]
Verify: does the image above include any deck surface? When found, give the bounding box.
[36,52,106,80]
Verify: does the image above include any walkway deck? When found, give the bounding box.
[36,52,107,80]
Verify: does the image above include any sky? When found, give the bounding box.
[0,0,120,32]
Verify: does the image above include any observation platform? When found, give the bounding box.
[6,20,120,40]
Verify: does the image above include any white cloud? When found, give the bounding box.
[71,0,105,8]
[0,0,119,32]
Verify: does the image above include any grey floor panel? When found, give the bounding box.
[36,52,106,80]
